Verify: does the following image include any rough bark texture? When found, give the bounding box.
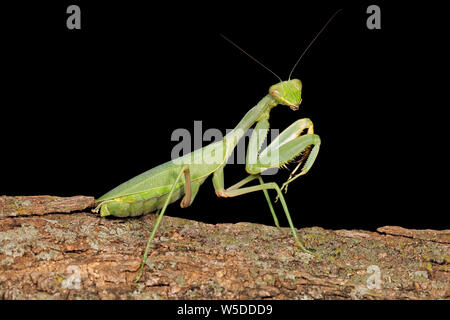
[0,196,448,300]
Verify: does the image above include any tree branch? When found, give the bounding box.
[0,196,448,299]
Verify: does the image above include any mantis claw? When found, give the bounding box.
[282,182,289,194]
[92,202,102,213]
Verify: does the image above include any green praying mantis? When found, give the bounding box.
[94,11,341,282]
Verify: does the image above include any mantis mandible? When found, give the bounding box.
[94,11,341,282]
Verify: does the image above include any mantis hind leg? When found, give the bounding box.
[135,165,190,282]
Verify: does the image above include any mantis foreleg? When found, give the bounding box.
[246,118,320,201]
[279,142,320,194]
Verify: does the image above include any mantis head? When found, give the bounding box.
[269,79,302,110]
[222,10,340,112]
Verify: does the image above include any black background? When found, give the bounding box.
[1,1,448,231]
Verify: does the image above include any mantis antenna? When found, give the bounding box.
[220,34,283,83]
[288,9,343,80]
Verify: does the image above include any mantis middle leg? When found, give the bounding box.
[213,168,280,227]
[216,178,311,253]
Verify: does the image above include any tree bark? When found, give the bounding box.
[0,195,448,300]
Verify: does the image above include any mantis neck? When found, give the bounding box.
[224,94,277,155]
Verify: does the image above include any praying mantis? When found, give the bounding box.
[94,11,341,282]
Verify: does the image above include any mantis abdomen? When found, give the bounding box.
[100,187,185,217]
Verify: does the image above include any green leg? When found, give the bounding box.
[220,181,311,254]
[226,174,258,190]
[228,175,279,227]
[213,169,280,227]
[280,143,320,193]
[135,165,190,282]
[180,181,201,208]
[246,119,320,202]
[180,167,192,208]
[257,176,279,227]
